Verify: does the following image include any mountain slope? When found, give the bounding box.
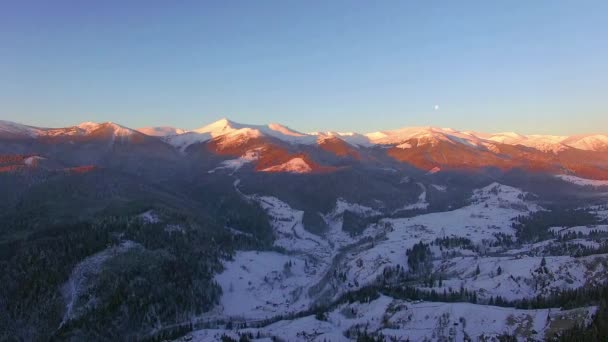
[3,119,608,179]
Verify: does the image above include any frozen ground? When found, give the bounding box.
[182,296,596,342]
[550,224,608,236]
[208,150,260,174]
[556,174,608,187]
[436,254,608,301]
[183,182,606,341]
[60,240,140,327]
[331,183,540,294]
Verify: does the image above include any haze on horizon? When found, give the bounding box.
[1,1,607,135]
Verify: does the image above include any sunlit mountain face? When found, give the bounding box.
[2,118,608,178]
[2,118,608,341]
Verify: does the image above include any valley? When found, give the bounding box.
[1,118,608,341]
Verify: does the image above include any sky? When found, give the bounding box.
[1,0,607,134]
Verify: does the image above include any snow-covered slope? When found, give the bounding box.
[4,118,608,157]
[556,174,608,187]
[260,157,312,173]
[163,118,318,150]
[184,295,596,342]
[136,126,187,136]
[211,183,541,320]
[4,118,608,152]
[563,134,608,152]
[366,126,487,148]
[310,131,373,147]
[168,179,607,341]
[208,150,260,174]
[0,120,138,139]
[365,126,607,153]
[329,183,540,294]
[4,118,608,179]
[0,120,40,137]
[486,133,570,153]
[437,254,608,301]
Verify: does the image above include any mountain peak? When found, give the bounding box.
[137,126,187,137]
[267,123,306,137]
[0,120,39,137]
[193,118,242,134]
[72,121,135,137]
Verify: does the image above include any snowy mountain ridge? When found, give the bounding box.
[3,118,607,152]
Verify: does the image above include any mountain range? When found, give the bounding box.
[2,118,608,179]
[3,118,608,341]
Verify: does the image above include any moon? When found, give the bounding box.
[434,105,439,111]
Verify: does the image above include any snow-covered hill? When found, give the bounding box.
[177,181,608,341]
[182,296,596,342]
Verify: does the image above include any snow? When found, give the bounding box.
[215,251,318,319]
[211,194,387,322]
[549,225,608,236]
[1,121,138,139]
[426,166,441,175]
[5,117,608,157]
[563,134,608,151]
[75,122,102,132]
[365,126,487,150]
[60,241,140,327]
[210,194,335,319]
[323,199,381,246]
[163,132,212,152]
[185,181,607,341]
[393,183,428,212]
[363,125,608,153]
[0,120,40,137]
[229,183,544,306]
[486,132,608,153]
[164,118,318,150]
[136,126,187,136]
[4,118,608,154]
[184,295,597,342]
[431,184,447,192]
[487,134,569,153]
[208,150,260,174]
[328,198,381,218]
[332,183,539,293]
[38,122,137,138]
[73,122,135,137]
[556,174,608,187]
[260,157,312,174]
[253,195,329,254]
[310,131,373,147]
[220,183,539,317]
[436,254,608,301]
[139,210,160,224]
[267,123,307,137]
[23,155,44,166]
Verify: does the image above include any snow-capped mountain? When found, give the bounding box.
[2,118,608,179]
[563,134,608,152]
[4,118,608,341]
[0,120,139,140]
[161,118,318,151]
[5,118,607,152]
[136,126,187,137]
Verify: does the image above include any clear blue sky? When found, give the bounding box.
[1,0,607,134]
